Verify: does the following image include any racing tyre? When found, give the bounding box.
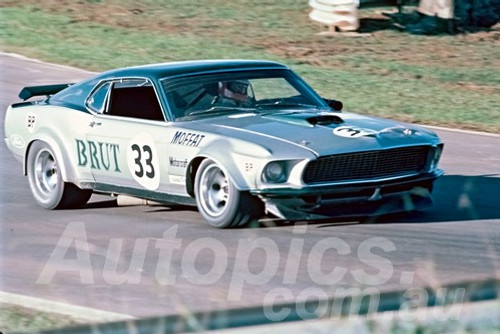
[194,159,263,228]
[27,141,92,209]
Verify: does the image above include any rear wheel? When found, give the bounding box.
[194,159,262,228]
[27,141,92,209]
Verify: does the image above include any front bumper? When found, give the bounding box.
[252,170,443,220]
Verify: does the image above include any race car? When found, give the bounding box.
[4,60,444,227]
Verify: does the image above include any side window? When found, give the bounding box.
[107,79,165,121]
[87,82,111,113]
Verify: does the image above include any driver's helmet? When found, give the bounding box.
[218,80,250,102]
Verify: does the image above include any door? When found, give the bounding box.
[84,78,168,194]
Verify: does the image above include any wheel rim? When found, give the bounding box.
[34,149,59,199]
[199,163,229,217]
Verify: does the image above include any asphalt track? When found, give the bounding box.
[1,53,499,319]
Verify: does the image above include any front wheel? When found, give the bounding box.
[194,159,262,228]
[27,141,92,209]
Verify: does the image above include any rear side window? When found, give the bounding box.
[86,82,111,113]
[88,78,165,121]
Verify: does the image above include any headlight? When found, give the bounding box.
[430,144,443,170]
[262,161,286,183]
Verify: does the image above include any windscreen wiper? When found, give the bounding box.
[187,106,254,116]
[255,100,319,109]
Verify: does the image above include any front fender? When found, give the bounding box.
[189,138,271,192]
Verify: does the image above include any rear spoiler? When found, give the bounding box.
[18,83,73,101]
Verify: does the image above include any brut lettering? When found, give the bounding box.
[76,139,121,172]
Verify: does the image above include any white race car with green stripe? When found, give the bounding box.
[4,60,444,228]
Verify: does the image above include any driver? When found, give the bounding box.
[218,80,252,106]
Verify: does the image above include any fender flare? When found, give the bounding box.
[24,132,91,188]
[185,138,270,196]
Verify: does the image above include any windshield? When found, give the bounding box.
[161,69,329,121]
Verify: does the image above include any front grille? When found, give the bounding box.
[303,146,429,184]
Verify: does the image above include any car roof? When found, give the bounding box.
[98,59,289,80]
[47,59,291,113]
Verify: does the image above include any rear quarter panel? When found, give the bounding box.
[4,104,94,186]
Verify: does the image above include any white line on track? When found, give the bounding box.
[0,291,135,323]
[423,125,500,138]
[0,51,95,75]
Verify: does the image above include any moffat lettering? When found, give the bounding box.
[171,131,205,147]
[169,157,188,168]
[76,139,121,172]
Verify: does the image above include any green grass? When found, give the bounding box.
[0,7,274,70]
[1,3,499,132]
[0,303,80,332]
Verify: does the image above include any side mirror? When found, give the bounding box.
[324,98,343,111]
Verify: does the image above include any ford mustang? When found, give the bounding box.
[4,60,443,227]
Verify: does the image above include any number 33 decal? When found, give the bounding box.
[127,133,160,190]
[131,144,155,178]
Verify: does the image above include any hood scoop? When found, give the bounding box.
[261,112,344,127]
[306,115,344,126]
